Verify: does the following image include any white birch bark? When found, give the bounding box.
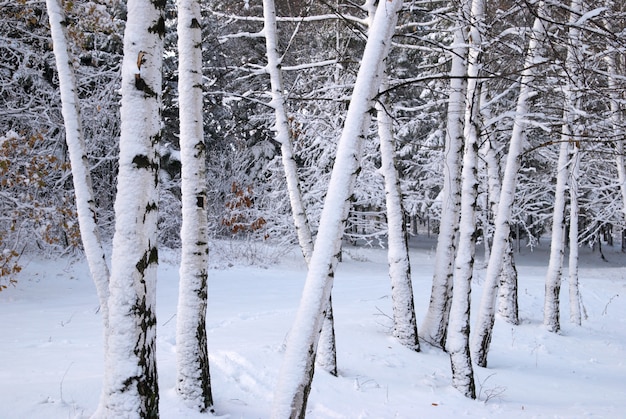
[175,0,213,411]
[482,104,519,326]
[543,139,569,333]
[261,0,337,376]
[497,242,519,324]
[102,0,164,415]
[544,0,584,333]
[568,142,581,325]
[270,1,402,416]
[472,4,547,367]
[447,0,480,399]
[377,75,420,351]
[262,0,315,260]
[45,1,112,414]
[421,8,466,349]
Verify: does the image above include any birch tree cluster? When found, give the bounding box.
[2,0,626,415]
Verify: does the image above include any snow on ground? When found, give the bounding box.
[1,238,625,418]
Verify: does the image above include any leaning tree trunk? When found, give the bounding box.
[480,91,519,326]
[261,0,337,376]
[377,75,419,352]
[45,1,111,414]
[472,4,547,367]
[175,0,213,411]
[270,1,402,417]
[102,0,164,416]
[420,6,466,349]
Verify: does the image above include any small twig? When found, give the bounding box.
[162,313,176,326]
[602,294,619,316]
[477,372,506,404]
[60,312,76,327]
[60,362,74,402]
[374,306,393,321]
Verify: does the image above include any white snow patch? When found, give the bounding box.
[1,242,626,417]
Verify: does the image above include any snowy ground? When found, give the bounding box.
[1,238,625,418]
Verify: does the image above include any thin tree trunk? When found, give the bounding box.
[544,139,569,333]
[472,4,547,367]
[102,0,164,415]
[377,75,420,352]
[175,0,213,411]
[270,2,402,416]
[481,105,519,325]
[45,1,111,415]
[545,0,584,333]
[421,8,466,349]
[261,0,337,376]
[568,142,581,325]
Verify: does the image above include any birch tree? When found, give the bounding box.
[102,0,165,415]
[420,3,466,349]
[568,142,581,325]
[472,2,547,367]
[175,0,214,411]
[271,1,402,416]
[261,0,338,375]
[446,0,482,398]
[377,75,420,351]
[45,0,112,412]
[544,0,586,333]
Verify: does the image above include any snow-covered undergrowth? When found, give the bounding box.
[1,238,625,418]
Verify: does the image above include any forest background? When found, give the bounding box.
[3,0,625,280]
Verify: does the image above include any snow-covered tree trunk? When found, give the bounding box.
[102,0,164,416]
[568,142,581,325]
[316,296,337,376]
[270,1,402,416]
[497,241,519,324]
[472,4,547,367]
[46,1,112,414]
[262,0,314,260]
[175,0,213,411]
[447,0,481,399]
[261,0,337,376]
[377,75,419,351]
[46,0,110,328]
[481,103,519,326]
[421,5,466,349]
[544,0,584,334]
[543,139,569,333]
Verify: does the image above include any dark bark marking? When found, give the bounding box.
[136,246,159,275]
[148,16,165,38]
[190,18,201,29]
[134,74,157,98]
